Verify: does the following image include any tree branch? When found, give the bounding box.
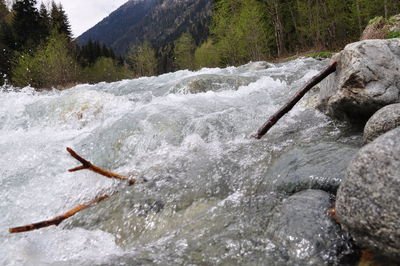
[255,61,337,139]
[67,147,136,185]
[9,194,109,233]
[9,147,141,233]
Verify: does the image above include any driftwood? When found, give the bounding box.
[255,61,337,139]
[67,147,136,185]
[9,148,134,234]
[9,194,109,233]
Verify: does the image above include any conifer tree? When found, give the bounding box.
[77,39,117,67]
[51,1,72,39]
[38,3,51,40]
[11,0,42,51]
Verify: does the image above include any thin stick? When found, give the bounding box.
[9,194,109,233]
[67,147,136,185]
[255,61,337,139]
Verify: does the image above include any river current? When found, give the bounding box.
[0,58,361,265]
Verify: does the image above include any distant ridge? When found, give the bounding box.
[77,0,212,55]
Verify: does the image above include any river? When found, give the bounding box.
[0,58,361,265]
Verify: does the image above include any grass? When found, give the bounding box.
[305,51,336,59]
[387,30,400,39]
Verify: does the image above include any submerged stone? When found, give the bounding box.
[267,142,358,194]
[266,189,356,265]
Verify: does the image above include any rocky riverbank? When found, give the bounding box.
[318,37,400,264]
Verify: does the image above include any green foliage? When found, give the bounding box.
[81,57,131,84]
[3,0,400,87]
[387,30,400,39]
[368,16,385,25]
[194,39,220,69]
[211,0,270,66]
[10,51,38,87]
[11,32,79,88]
[305,51,336,59]
[174,32,196,70]
[127,41,158,77]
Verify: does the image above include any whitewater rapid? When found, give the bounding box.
[0,59,360,265]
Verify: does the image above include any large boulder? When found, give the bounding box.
[336,127,400,260]
[266,189,356,265]
[363,103,400,143]
[318,39,400,124]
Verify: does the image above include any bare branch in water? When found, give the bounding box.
[9,194,109,233]
[9,147,140,233]
[255,61,337,139]
[67,147,136,185]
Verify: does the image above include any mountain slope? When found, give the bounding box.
[77,0,213,55]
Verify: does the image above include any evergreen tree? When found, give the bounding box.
[11,0,43,51]
[77,39,117,67]
[173,32,196,70]
[51,1,72,39]
[39,2,51,39]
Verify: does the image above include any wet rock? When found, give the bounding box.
[236,61,274,71]
[363,103,400,144]
[336,127,400,260]
[266,189,356,265]
[169,74,258,94]
[318,39,400,124]
[268,142,358,194]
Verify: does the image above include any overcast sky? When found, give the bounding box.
[48,0,130,37]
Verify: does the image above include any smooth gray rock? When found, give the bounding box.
[336,127,400,260]
[266,189,356,265]
[318,39,400,123]
[363,103,400,144]
[268,142,359,194]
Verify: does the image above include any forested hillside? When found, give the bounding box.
[200,0,400,66]
[77,0,212,55]
[1,0,400,89]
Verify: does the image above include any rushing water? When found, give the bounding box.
[0,59,361,266]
